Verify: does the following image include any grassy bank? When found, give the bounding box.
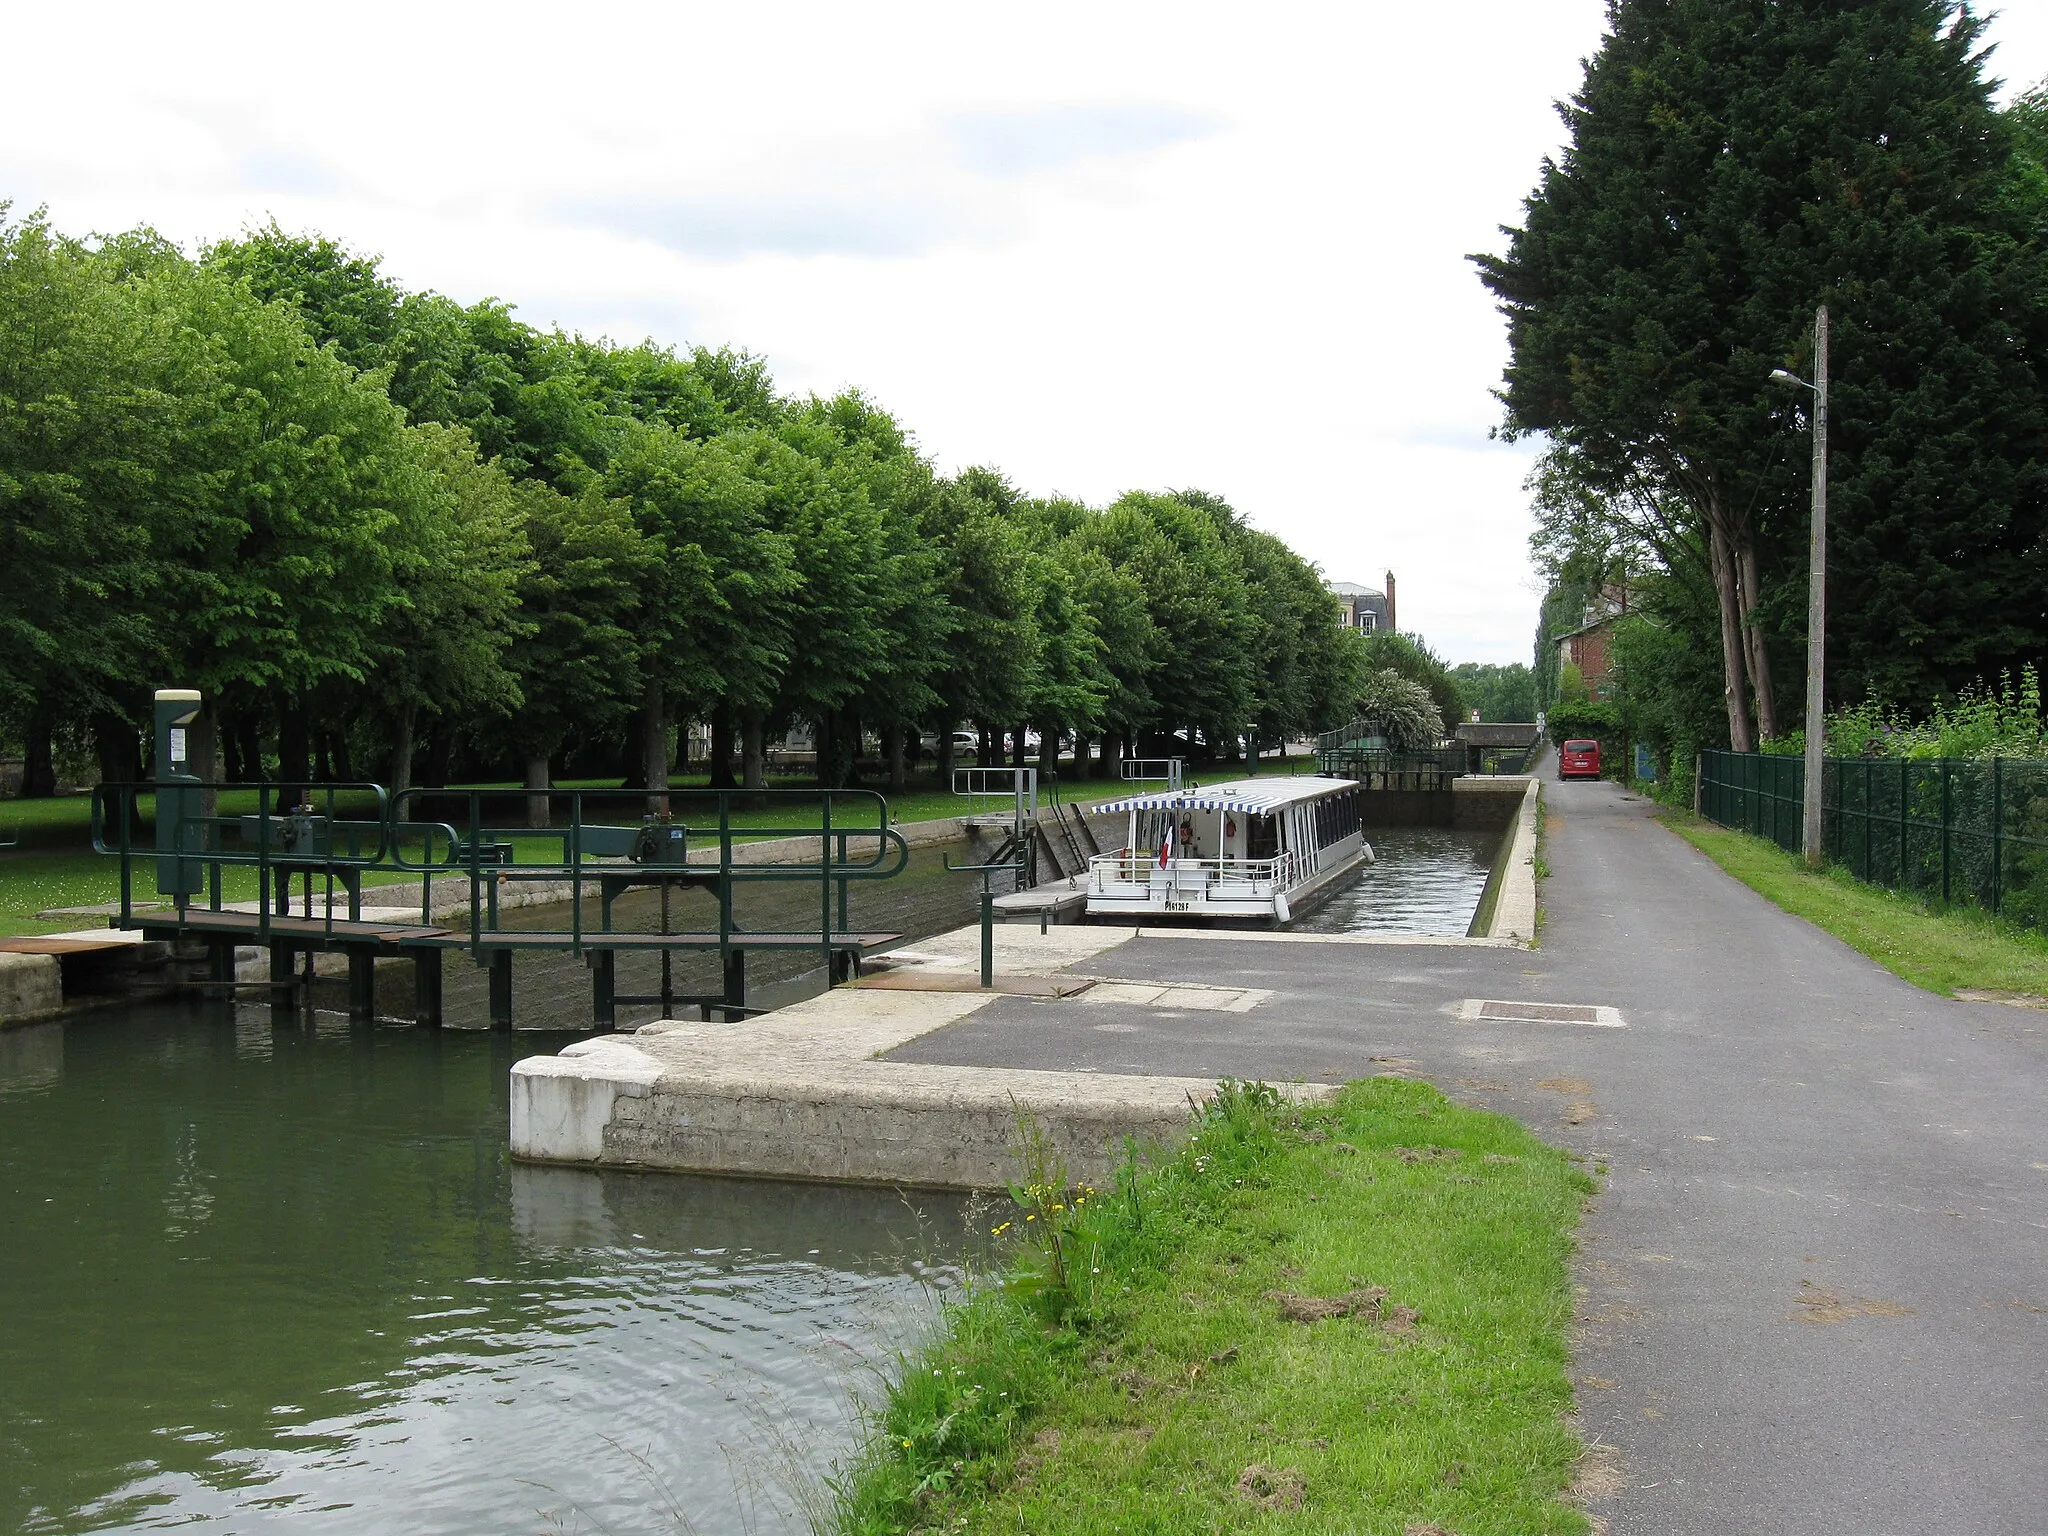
[833,1079,1595,1535]
[1662,810,2048,997]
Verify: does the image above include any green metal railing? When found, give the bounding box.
[92,782,393,942]
[91,782,910,957]
[1314,746,1464,788]
[1700,749,2048,927]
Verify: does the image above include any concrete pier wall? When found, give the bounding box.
[0,954,62,1025]
[510,924,1334,1189]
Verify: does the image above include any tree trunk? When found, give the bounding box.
[1010,726,1027,769]
[1736,536,1779,741]
[278,706,311,789]
[239,716,264,783]
[937,721,957,790]
[1708,523,1756,752]
[21,708,56,798]
[741,712,766,791]
[388,704,416,795]
[524,753,552,830]
[1099,729,1123,781]
[842,708,864,787]
[221,713,246,783]
[884,722,907,793]
[189,704,221,821]
[1072,733,1090,779]
[641,675,668,812]
[313,731,334,782]
[708,707,737,790]
[331,731,353,783]
[92,711,142,785]
[420,725,454,790]
[977,725,994,767]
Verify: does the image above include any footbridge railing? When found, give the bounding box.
[91,780,912,1027]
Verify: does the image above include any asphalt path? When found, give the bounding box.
[885,776,2048,1534]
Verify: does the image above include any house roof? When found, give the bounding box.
[1553,613,1622,644]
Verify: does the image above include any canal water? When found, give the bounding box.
[0,821,1498,1534]
[1291,824,1501,937]
[0,1007,975,1535]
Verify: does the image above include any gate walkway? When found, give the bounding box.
[882,777,2048,1535]
[97,783,910,1029]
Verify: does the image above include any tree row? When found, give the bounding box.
[0,213,1381,797]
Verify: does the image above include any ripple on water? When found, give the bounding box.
[1290,824,1501,937]
[0,1010,974,1536]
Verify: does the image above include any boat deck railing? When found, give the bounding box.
[1087,849,1300,894]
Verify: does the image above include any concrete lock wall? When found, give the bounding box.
[602,1077,1193,1190]
[0,954,63,1025]
[1354,778,1528,831]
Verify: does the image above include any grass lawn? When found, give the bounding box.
[1661,809,2048,997]
[833,1079,1596,1536]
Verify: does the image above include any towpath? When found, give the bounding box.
[885,777,2048,1534]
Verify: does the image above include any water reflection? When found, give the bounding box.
[0,1005,969,1535]
[0,1019,61,1093]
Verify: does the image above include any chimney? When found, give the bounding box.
[1385,570,1397,633]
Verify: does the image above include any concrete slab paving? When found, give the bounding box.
[882,778,2048,1536]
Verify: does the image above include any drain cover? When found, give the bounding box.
[1458,999,1626,1028]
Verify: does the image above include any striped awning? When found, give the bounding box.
[1091,776,1356,816]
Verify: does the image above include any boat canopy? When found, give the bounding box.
[1090,776,1358,816]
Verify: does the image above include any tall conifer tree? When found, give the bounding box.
[1477,0,2048,742]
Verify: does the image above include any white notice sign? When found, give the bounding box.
[169,727,187,766]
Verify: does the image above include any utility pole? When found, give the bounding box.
[1771,305,1829,867]
[1802,306,1828,868]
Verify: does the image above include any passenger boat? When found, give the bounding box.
[1084,776,1371,923]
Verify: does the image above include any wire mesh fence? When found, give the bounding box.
[1700,749,2048,928]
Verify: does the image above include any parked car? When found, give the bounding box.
[917,730,982,760]
[1559,739,1601,780]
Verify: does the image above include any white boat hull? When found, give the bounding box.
[1085,835,1366,925]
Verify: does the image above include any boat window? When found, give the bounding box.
[1246,812,1278,860]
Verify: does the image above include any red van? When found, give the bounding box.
[1559,739,1601,780]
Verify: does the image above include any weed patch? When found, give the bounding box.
[829,1078,1595,1534]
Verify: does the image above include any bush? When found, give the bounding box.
[1545,700,1620,744]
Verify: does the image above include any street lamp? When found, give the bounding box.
[1770,305,1829,868]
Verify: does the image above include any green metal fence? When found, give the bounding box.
[1700,749,2048,927]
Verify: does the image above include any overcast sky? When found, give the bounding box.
[6,3,2045,665]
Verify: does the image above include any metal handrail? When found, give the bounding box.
[385,785,910,953]
[945,851,1025,986]
[1119,758,1185,789]
[91,781,393,943]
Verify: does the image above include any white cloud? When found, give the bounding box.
[4,0,2045,664]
